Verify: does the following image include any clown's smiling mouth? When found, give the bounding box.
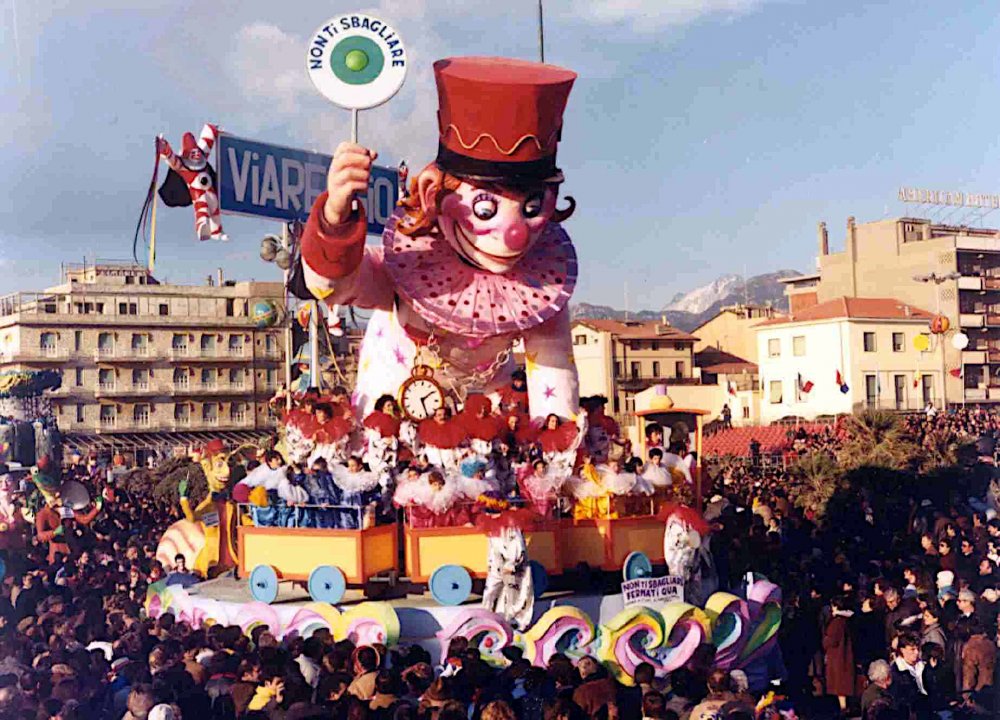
[450,219,525,266]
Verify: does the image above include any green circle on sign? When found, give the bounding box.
[331,35,384,85]
[345,49,368,72]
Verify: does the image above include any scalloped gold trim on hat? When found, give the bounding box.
[440,124,560,156]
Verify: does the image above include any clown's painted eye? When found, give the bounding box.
[522,193,544,218]
[472,194,498,220]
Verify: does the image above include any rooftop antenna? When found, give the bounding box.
[624,281,629,321]
[742,263,749,308]
[538,0,545,63]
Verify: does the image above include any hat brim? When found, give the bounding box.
[436,144,564,185]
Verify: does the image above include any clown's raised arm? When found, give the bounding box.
[300,57,580,421]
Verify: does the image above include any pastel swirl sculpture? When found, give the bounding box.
[436,608,515,668]
[596,606,665,686]
[520,605,596,667]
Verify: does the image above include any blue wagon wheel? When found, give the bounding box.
[529,560,548,599]
[249,564,279,604]
[623,551,653,582]
[429,564,472,606]
[308,565,346,604]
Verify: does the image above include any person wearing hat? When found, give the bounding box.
[300,56,581,423]
[478,494,535,629]
[33,458,102,565]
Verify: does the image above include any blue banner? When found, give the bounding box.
[216,133,398,235]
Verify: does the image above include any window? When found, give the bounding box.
[74,330,82,352]
[893,374,906,410]
[129,303,137,315]
[133,404,150,427]
[768,380,782,404]
[132,368,149,389]
[863,332,876,352]
[201,368,215,388]
[742,406,750,419]
[97,332,113,356]
[125,276,134,285]
[75,368,83,386]
[229,368,243,388]
[96,303,104,314]
[922,375,934,404]
[865,374,878,406]
[99,405,116,427]
[174,404,190,425]
[76,404,84,423]
[624,394,636,413]
[792,336,805,357]
[231,402,247,423]
[39,332,56,355]
[652,361,660,377]
[573,334,587,345]
[172,334,188,353]
[768,338,780,358]
[630,361,641,379]
[225,299,235,317]
[228,335,243,354]
[173,368,189,388]
[159,303,169,316]
[265,334,277,352]
[651,341,659,351]
[131,333,148,355]
[675,361,685,378]
[202,403,219,425]
[98,368,113,390]
[200,334,216,355]
[118,303,126,315]
[614,361,622,378]
[265,368,278,388]
[892,332,904,352]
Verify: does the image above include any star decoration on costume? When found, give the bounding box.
[525,351,539,374]
[361,357,371,372]
[375,327,384,338]
[544,386,555,399]
[393,347,406,365]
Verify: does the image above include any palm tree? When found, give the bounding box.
[789,449,844,522]
[837,408,919,471]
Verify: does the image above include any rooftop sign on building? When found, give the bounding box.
[898,186,1000,210]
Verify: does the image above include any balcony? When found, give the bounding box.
[617,374,701,390]
[171,347,250,362]
[853,398,941,413]
[964,350,988,365]
[0,348,72,364]
[93,347,156,362]
[960,313,986,328]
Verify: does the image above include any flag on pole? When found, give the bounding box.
[727,380,737,397]
[913,371,921,389]
[948,367,963,378]
[797,373,814,394]
[836,369,850,394]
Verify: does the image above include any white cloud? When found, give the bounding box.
[224,22,313,109]
[568,0,769,31]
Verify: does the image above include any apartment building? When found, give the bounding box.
[0,262,286,456]
[691,303,782,364]
[783,217,1000,405]
[571,318,699,417]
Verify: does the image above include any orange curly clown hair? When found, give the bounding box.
[396,163,576,237]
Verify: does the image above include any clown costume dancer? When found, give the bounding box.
[478,499,535,630]
[331,456,380,529]
[157,124,227,241]
[299,58,580,422]
[394,470,472,528]
[416,408,466,472]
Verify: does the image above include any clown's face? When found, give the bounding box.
[183,147,206,170]
[438,181,558,274]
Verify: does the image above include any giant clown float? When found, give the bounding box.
[149,30,783,688]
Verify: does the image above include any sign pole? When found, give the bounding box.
[309,301,321,390]
[282,223,293,412]
[538,0,545,63]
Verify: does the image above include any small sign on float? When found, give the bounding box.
[622,575,684,607]
[216,133,398,235]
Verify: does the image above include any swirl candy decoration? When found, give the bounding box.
[435,608,515,667]
[703,592,751,670]
[740,580,783,666]
[520,606,595,667]
[654,602,712,673]
[341,602,401,647]
[596,606,665,686]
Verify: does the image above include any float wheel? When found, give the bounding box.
[248,564,279,604]
[623,551,653,581]
[308,565,346,604]
[429,564,472,606]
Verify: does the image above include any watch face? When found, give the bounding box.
[401,378,444,420]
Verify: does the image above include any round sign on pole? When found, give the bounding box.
[306,14,408,109]
[913,334,930,352]
[952,332,969,350]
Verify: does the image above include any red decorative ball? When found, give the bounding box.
[484,637,494,648]
[930,315,950,335]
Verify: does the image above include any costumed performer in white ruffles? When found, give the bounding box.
[330,456,380,529]
[394,469,474,528]
[477,493,535,630]
[416,407,466,472]
[231,450,301,527]
[362,395,403,514]
[306,403,352,468]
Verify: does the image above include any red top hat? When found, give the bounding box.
[181,132,205,167]
[202,439,225,458]
[433,57,576,184]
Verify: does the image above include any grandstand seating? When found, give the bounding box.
[703,424,828,457]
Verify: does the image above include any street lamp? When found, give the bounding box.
[913,271,961,409]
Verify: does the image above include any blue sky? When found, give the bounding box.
[3,1,1000,308]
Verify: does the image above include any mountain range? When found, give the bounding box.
[572,270,800,331]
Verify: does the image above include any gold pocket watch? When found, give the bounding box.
[398,365,445,421]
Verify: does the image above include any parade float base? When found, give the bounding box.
[147,574,784,685]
